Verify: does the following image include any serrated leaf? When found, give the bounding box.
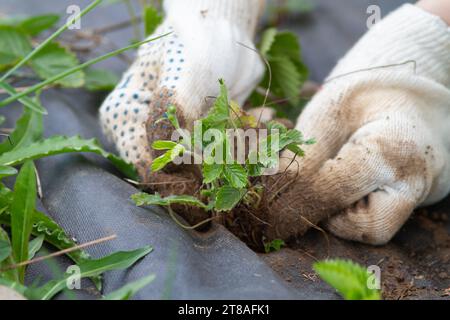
[84,68,119,91]
[132,192,208,209]
[0,135,137,180]
[0,108,42,154]
[18,14,60,36]
[313,259,381,300]
[28,234,44,260]
[270,56,303,106]
[259,28,277,57]
[202,163,223,184]
[26,246,153,300]
[223,164,247,189]
[11,160,36,283]
[0,26,31,68]
[0,183,91,267]
[29,42,84,88]
[103,274,155,300]
[143,6,163,36]
[215,186,246,212]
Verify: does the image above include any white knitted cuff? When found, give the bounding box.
[163,0,264,36]
[329,4,450,87]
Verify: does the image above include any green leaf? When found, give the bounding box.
[0,165,17,179]
[28,234,44,260]
[11,160,36,282]
[18,14,60,36]
[0,26,31,68]
[202,164,223,184]
[132,192,208,209]
[313,259,381,300]
[0,238,11,263]
[0,135,137,180]
[0,192,97,287]
[151,140,177,151]
[256,29,308,107]
[223,164,247,189]
[0,0,102,83]
[214,186,246,212]
[84,68,119,91]
[143,6,163,36]
[260,28,277,57]
[151,144,185,172]
[29,42,84,88]
[264,239,285,253]
[103,274,155,300]
[202,79,230,128]
[0,81,47,114]
[26,246,153,300]
[0,226,19,282]
[0,107,43,154]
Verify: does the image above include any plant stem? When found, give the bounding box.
[0,33,171,108]
[124,0,142,40]
[0,0,102,83]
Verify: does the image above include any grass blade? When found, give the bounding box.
[0,33,171,108]
[0,0,102,82]
[10,160,36,283]
[26,245,153,300]
[103,274,155,300]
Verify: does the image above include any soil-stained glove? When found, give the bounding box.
[99,0,265,177]
[263,4,450,245]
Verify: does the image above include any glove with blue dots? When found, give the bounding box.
[99,0,265,178]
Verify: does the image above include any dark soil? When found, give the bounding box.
[259,201,450,300]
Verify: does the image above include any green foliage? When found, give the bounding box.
[29,42,84,88]
[0,2,161,300]
[84,68,119,91]
[0,237,11,263]
[133,80,313,215]
[132,193,209,210]
[0,135,137,180]
[0,26,31,69]
[25,246,153,300]
[250,28,309,121]
[144,6,163,36]
[27,234,44,260]
[103,274,155,300]
[0,107,43,154]
[313,259,381,300]
[264,239,285,253]
[10,160,36,282]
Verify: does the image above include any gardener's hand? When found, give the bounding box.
[263,3,450,245]
[99,0,265,178]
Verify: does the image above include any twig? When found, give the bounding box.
[0,234,117,271]
[325,60,417,83]
[236,42,272,127]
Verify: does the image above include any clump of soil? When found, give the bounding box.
[141,162,325,252]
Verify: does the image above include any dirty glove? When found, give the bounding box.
[99,0,265,177]
[263,4,450,245]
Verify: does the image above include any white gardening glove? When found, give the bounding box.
[100,0,265,177]
[263,4,450,245]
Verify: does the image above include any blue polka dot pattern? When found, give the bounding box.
[99,26,185,165]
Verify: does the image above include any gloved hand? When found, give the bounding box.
[262,4,450,245]
[100,0,265,178]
